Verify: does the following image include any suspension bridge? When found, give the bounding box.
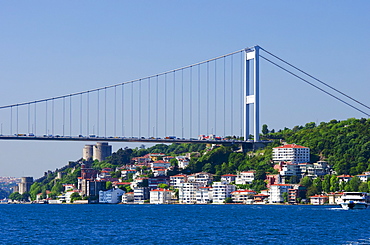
[0,45,368,148]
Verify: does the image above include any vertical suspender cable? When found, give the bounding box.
[173,71,175,135]
[223,57,226,137]
[63,97,65,136]
[97,90,100,136]
[214,60,217,135]
[207,61,209,135]
[34,103,37,135]
[16,106,18,135]
[87,92,89,136]
[198,65,201,137]
[52,99,55,135]
[10,106,12,135]
[121,84,124,136]
[45,101,48,135]
[156,75,158,137]
[164,74,167,137]
[70,95,72,136]
[105,88,107,137]
[80,94,82,135]
[114,86,117,136]
[28,103,30,134]
[131,83,133,136]
[181,69,184,138]
[148,77,151,137]
[190,66,192,138]
[230,55,234,136]
[139,79,141,137]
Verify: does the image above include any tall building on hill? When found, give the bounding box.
[272,144,310,164]
[83,142,112,162]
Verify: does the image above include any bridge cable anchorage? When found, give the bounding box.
[260,55,370,117]
[261,48,370,111]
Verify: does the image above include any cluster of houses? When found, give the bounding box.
[35,143,370,205]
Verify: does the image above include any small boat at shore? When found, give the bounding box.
[339,192,370,210]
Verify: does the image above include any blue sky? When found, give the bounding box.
[0,1,369,177]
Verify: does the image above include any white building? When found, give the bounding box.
[176,156,190,169]
[151,160,171,170]
[170,174,188,189]
[221,174,237,184]
[235,171,255,185]
[212,182,236,204]
[231,190,257,204]
[99,188,125,204]
[179,182,200,204]
[196,187,213,204]
[121,192,134,203]
[272,144,310,164]
[187,172,213,187]
[134,187,150,204]
[150,188,173,204]
[269,184,293,203]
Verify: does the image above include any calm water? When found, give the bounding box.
[0,204,369,245]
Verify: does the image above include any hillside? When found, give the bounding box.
[264,118,370,175]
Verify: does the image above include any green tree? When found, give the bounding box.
[359,182,369,192]
[262,124,269,135]
[299,176,313,188]
[282,192,288,203]
[322,175,331,193]
[8,192,22,201]
[51,182,64,194]
[70,192,82,203]
[313,178,322,194]
[157,184,169,189]
[106,181,113,190]
[347,176,361,192]
[224,197,233,203]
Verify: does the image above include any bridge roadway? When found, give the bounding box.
[0,135,270,148]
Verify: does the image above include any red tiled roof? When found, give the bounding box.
[337,175,353,178]
[274,144,308,149]
[222,174,237,177]
[310,195,328,198]
[150,188,172,192]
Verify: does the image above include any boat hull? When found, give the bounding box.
[340,201,368,210]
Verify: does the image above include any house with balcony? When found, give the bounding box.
[196,187,213,204]
[212,181,236,204]
[231,190,256,204]
[150,188,173,204]
[99,188,125,204]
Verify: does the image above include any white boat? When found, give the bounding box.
[339,192,370,210]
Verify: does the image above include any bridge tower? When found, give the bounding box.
[244,45,260,142]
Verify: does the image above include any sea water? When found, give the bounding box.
[0,204,369,244]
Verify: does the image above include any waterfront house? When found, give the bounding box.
[310,195,329,205]
[179,182,200,204]
[121,192,134,203]
[212,181,236,204]
[196,187,213,204]
[99,188,125,204]
[150,188,173,204]
[231,190,256,204]
[269,184,293,203]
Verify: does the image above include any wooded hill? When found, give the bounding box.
[23,117,369,200]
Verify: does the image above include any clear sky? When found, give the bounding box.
[0,1,369,177]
